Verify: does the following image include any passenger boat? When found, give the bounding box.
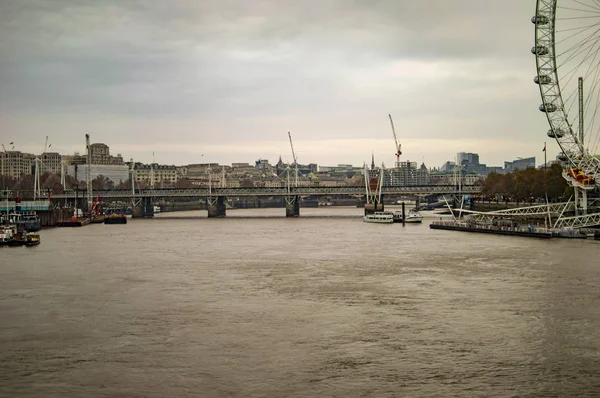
[363,211,394,224]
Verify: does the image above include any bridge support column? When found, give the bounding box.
[285,195,300,217]
[208,196,226,218]
[364,194,384,215]
[132,197,154,218]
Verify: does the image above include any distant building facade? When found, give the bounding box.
[1,151,35,178]
[504,157,536,173]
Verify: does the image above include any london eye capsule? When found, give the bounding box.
[534,75,552,85]
[531,45,549,56]
[539,103,557,113]
[531,15,549,25]
[547,128,566,138]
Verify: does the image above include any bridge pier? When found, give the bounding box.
[132,197,154,218]
[208,196,226,218]
[285,195,300,217]
[364,194,384,215]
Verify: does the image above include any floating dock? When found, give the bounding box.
[430,221,553,239]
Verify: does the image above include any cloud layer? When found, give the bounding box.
[0,0,552,167]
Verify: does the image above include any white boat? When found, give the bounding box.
[363,211,394,224]
[0,224,16,246]
[404,209,423,223]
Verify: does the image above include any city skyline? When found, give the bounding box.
[2,1,554,167]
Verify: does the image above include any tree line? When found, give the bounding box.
[479,163,571,203]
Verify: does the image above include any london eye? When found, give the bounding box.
[533,1,600,188]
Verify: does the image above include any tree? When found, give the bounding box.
[480,164,569,203]
[92,175,112,190]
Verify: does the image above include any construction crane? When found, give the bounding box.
[288,131,298,187]
[85,134,93,211]
[388,114,402,167]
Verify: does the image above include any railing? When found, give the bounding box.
[0,200,52,211]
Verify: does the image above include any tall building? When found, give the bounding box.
[383,161,430,186]
[457,152,480,167]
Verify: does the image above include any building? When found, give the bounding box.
[383,161,430,186]
[504,157,536,173]
[89,143,124,165]
[63,143,124,166]
[1,151,35,178]
[40,152,62,175]
[457,152,479,167]
[133,163,178,186]
[439,161,456,172]
[67,164,130,185]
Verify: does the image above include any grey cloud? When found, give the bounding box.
[0,0,550,166]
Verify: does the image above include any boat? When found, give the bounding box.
[57,216,91,227]
[22,232,41,246]
[91,215,106,224]
[392,208,424,223]
[104,213,127,224]
[0,225,16,246]
[363,211,394,224]
[13,212,41,232]
[404,209,424,224]
[11,231,41,246]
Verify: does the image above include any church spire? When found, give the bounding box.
[371,152,375,170]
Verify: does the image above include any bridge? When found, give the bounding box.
[46,184,480,218]
[50,184,481,199]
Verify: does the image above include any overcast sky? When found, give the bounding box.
[0,0,552,168]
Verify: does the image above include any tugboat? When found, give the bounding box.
[10,231,41,246]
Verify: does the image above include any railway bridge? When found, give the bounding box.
[45,184,480,218]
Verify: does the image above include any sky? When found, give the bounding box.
[0,0,555,168]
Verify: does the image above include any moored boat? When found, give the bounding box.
[392,208,424,223]
[404,209,424,224]
[0,225,16,246]
[10,231,41,246]
[363,211,394,224]
[57,216,91,227]
[91,215,106,224]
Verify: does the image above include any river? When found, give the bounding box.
[1,207,599,397]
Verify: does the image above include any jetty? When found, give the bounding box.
[430,220,553,239]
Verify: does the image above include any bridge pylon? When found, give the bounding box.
[363,164,385,215]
